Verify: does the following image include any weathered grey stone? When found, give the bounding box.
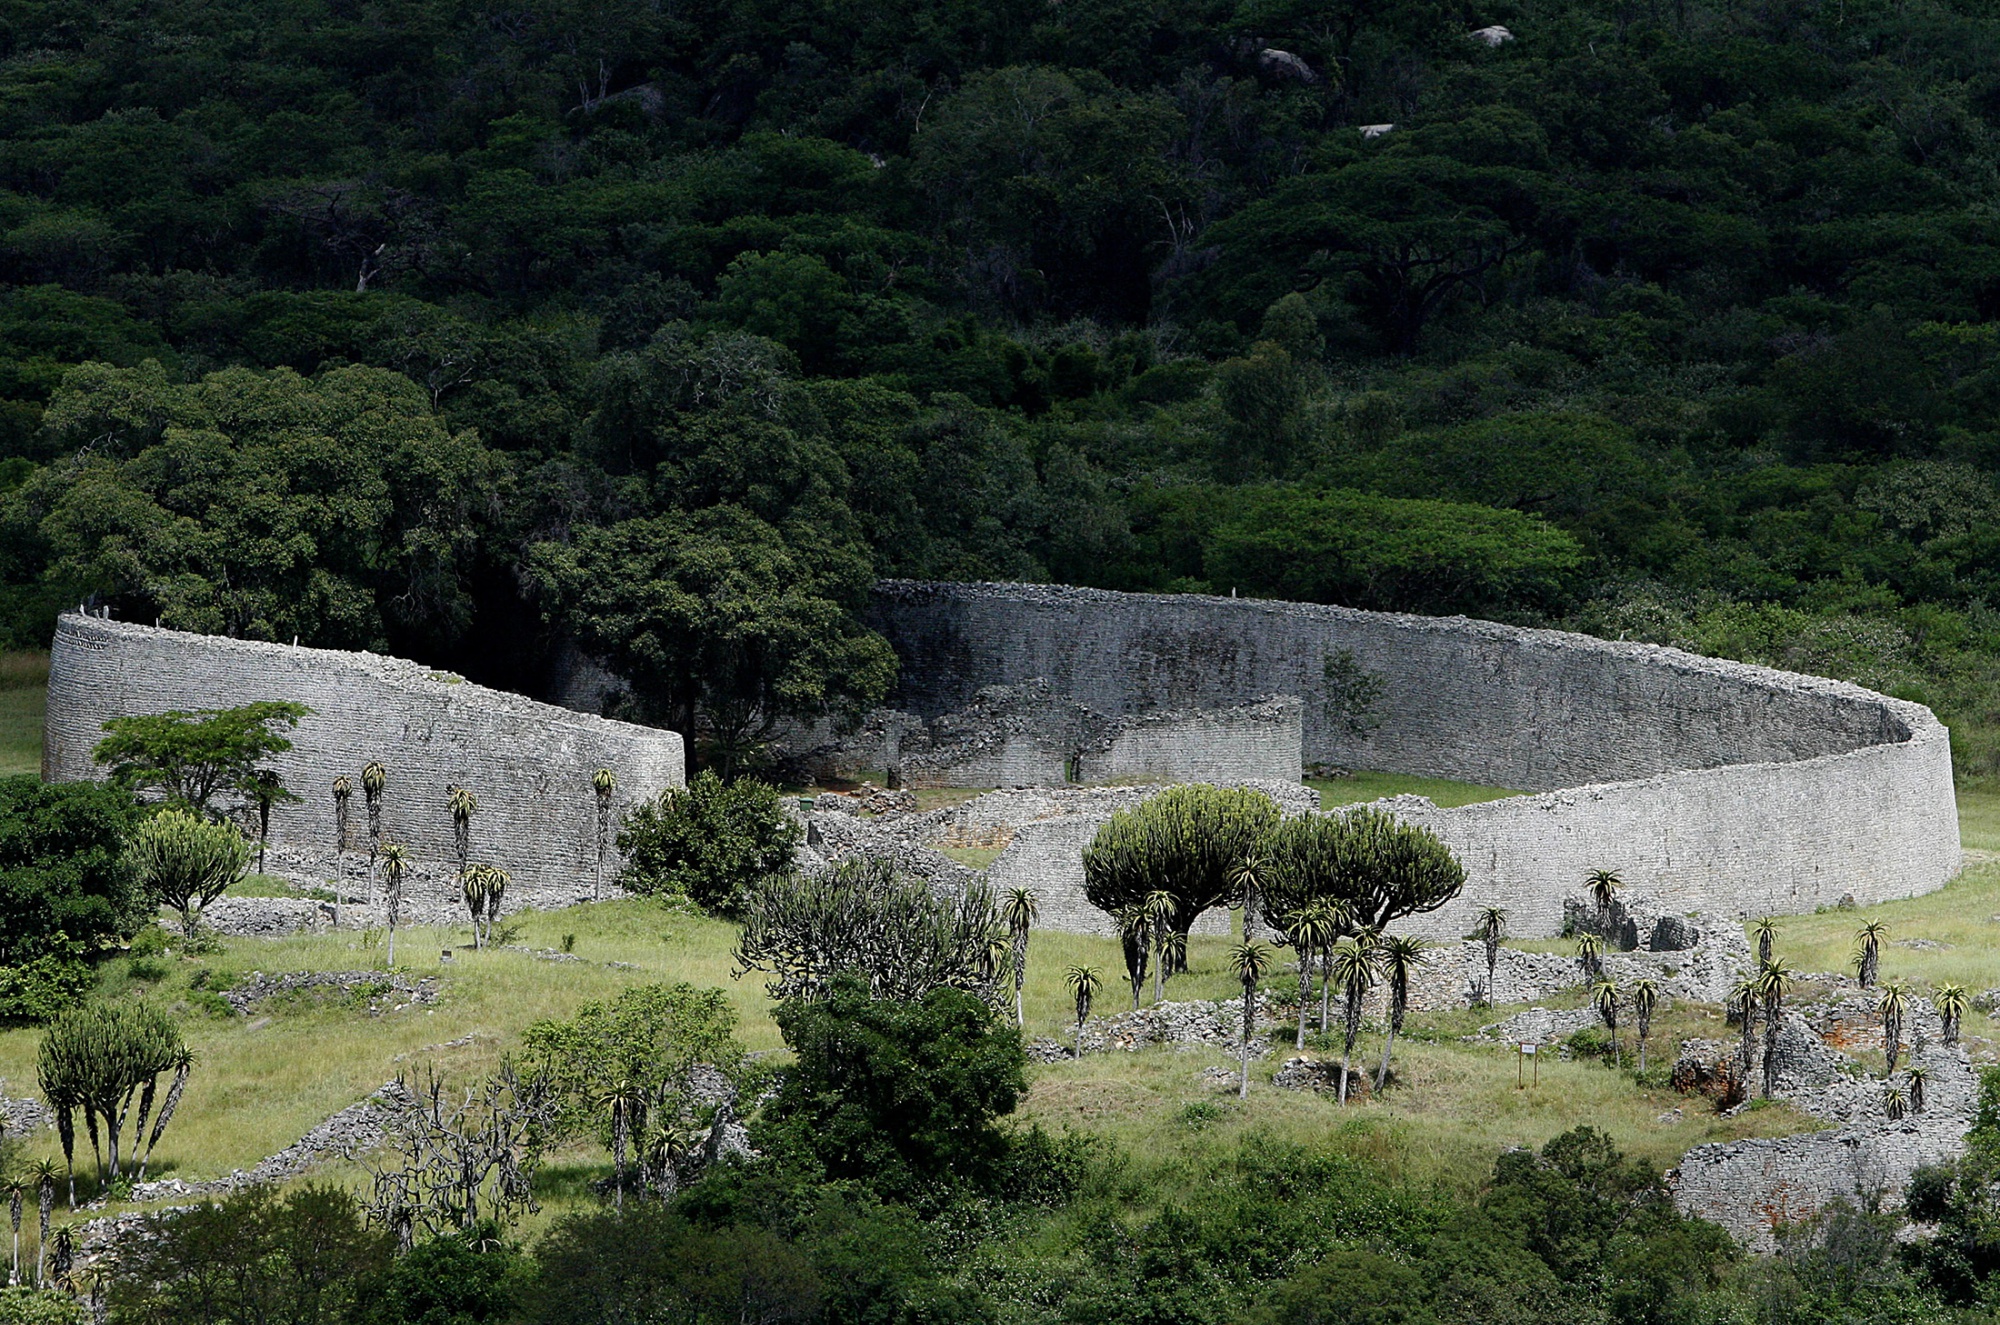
[45,614,685,902]
[220,970,439,1017]
[867,581,1960,938]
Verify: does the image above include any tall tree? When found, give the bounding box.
[1878,980,1911,1074]
[1630,978,1660,1076]
[1472,905,1507,1007]
[1329,934,1380,1105]
[362,762,387,902]
[1592,979,1620,1069]
[448,786,477,882]
[1064,965,1101,1057]
[380,844,409,968]
[1000,888,1038,1028]
[1855,921,1888,989]
[1374,935,1430,1090]
[1228,941,1270,1100]
[92,702,309,818]
[1259,807,1465,953]
[1750,917,1779,967]
[1936,982,1968,1047]
[1757,961,1797,1099]
[591,768,617,902]
[1083,786,1280,945]
[1584,870,1622,940]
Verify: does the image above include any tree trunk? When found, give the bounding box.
[36,1186,48,1287]
[139,1062,190,1183]
[1375,997,1404,1091]
[1339,987,1363,1105]
[1296,960,1311,1050]
[1239,986,1254,1098]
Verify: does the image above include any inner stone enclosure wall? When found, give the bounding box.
[869,582,1961,938]
[44,615,685,898]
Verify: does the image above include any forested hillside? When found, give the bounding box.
[2,0,1999,773]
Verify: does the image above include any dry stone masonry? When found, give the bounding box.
[867,581,1961,936]
[45,613,686,901]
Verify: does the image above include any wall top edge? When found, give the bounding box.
[869,580,1944,740]
[51,613,683,749]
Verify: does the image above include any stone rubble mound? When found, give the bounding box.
[222,970,440,1017]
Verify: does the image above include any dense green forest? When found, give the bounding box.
[1,0,1999,773]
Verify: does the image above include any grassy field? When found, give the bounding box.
[0,689,1972,1240]
[0,651,45,777]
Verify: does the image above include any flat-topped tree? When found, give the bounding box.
[92,701,309,818]
[1083,785,1280,946]
[129,808,249,941]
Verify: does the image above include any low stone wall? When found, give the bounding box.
[44,614,685,900]
[1078,696,1302,784]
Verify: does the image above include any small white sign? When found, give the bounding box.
[1521,1043,1538,1054]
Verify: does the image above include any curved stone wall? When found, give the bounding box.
[868,582,1960,937]
[44,614,685,899]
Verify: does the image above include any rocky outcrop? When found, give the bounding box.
[220,970,440,1017]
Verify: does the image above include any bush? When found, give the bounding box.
[0,1288,86,1325]
[616,770,800,914]
[0,775,145,969]
[358,1227,527,1325]
[0,950,91,1021]
[757,977,1025,1204]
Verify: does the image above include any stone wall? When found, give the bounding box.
[868,582,1960,933]
[1077,696,1302,784]
[44,613,685,898]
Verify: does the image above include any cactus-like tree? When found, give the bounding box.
[1854,920,1888,988]
[1228,941,1271,1099]
[1750,916,1779,966]
[1935,982,1969,1048]
[462,864,491,949]
[1286,902,1344,1049]
[1000,888,1038,1027]
[29,1160,53,1285]
[1142,890,1177,1002]
[362,761,387,900]
[135,1045,192,1183]
[380,842,409,967]
[1471,905,1507,1006]
[1227,852,1268,945]
[1907,1064,1929,1114]
[1584,868,1623,938]
[1329,933,1381,1104]
[1575,932,1604,983]
[1115,905,1152,1011]
[592,767,617,901]
[1757,959,1796,1098]
[1063,964,1101,1057]
[1374,935,1431,1091]
[1878,979,1910,1073]
[448,785,477,881]
[484,866,509,941]
[129,808,250,941]
[332,775,353,908]
[1592,978,1620,1068]
[1730,974,1761,1087]
[1630,978,1660,1075]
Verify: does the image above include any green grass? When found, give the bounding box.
[1310,770,1522,809]
[1957,785,2000,853]
[0,651,46,778]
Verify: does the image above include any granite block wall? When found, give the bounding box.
[45,614,685,898]
[1077,697,1302,785]
[869,582,1960,933]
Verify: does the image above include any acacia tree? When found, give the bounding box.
[128,808,249,940]
[1000,888,1038,1027]
[1083,786,1280,949]
[1228,942,1270,1099]
[1471,905,1507,1006]
[91,701,310,818]
[1374,935,1430,1091]
[1630,978,1660,1075]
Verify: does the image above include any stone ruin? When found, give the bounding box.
[792,679,1303,790]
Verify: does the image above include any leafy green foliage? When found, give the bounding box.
[758,977,1025,1203]
[615,770,799,914]
[126,808,249,939]
[1260,807,1467,935]
[354,1229,527,1325]
[103,1184,389,1325]
[91,701,307,818]
[1083,785,1280,937]
[520,1207,821,1325]
[0,774,143,968]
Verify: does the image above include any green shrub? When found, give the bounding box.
[0,1287,86,1325]
[616,771,800,915]
[0,950,91,1021]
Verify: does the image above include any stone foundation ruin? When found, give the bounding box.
[44,613,686,901]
